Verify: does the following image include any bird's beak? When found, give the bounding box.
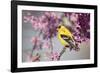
[56,28,58,31]
[56,25,61,31]
[56,27,59,31]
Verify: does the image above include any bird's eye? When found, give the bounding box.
[58,26,61,29]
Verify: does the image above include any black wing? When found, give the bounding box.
[61,34,79,51]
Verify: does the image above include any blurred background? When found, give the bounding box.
[22,10,90,62]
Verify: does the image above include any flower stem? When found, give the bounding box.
[50,38,53,53]
[30,30,42,57]
[30,43,36,57]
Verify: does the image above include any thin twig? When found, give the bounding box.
[50,38,53,53]
[58,46,67,60]
[30,30,42,57]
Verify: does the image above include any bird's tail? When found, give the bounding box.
[68,40,80,51]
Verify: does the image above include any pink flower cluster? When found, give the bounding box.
[64,12,90,47]
[45,52,60,61]
[24,11,61,39]
[50,52,60,61]
[23,11,90,61]
[42,41,51,49]
[31,36,41,46]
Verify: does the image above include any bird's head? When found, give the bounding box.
[57,25,61,31]
[57,25,67,34]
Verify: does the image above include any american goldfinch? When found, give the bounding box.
[57,25,79,51]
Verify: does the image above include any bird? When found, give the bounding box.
[57,25,79,51]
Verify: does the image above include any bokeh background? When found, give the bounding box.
[22,10,90,62]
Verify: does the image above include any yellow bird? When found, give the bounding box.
[57,25,79,51]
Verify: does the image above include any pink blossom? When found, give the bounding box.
[42,42,51,49]
[38,16,48,30]
[44,12,51,17]
[31,17,39,30]
[50,52,60,61]
[30,15,48,31]
[50,12,57,19]
[45,12,58,19]
[27,54,40,62]
[24,12,61,39]
[23,16,31,23]
[31,36,41,46]
[70,13,78,23]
